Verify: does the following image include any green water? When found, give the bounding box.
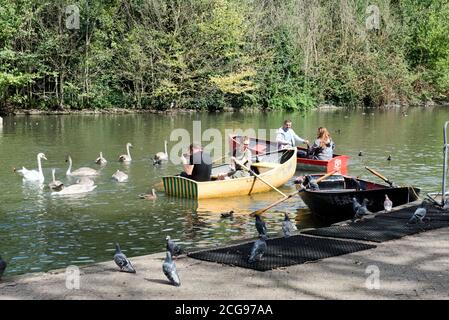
[0,107,448,276]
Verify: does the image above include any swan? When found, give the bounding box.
[76,176,95,186]
[66,155,99,176]
[153,140,168,164]
[48,168,64,191]
[138,188,157,200]
[51,183,97,196]
[95,152,107,165]
[17,153,47,182]
[112,170,128,182]
[118,143,133,162]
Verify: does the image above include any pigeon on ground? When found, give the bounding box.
[408,201,427,224]
[113,243,136,273]
[353,198,371,221]
[255,214,267,236]
[384,195,393,213]
[443,198,449,211]
[163,251,181,286]
[0,255,7,280]
[248,235,268,263]
[282,212,297,237]
[166,235,183,257]
[352,197,362,213]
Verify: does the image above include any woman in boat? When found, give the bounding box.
[218,137,252,179]
[308,127,335,160]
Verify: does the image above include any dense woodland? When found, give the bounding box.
[0,0,448,114]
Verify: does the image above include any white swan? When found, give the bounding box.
[66,155,99,176]
[112,170,128,182]
[95,152,107,165]
[153,141,168,164]
[76,176,95,186]
[17,153,47,182]
[51,183,97,196]
[48,168,64,191]
[119,143,133,162]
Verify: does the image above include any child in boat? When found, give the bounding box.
[308,127,335,160]
[218,137,252,179]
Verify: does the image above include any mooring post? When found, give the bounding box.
[443,121,449,206]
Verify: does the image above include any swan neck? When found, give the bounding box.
[127,145,131,159]
[37,155,43,176]
[66,157,72,175]
[164,141,167,154]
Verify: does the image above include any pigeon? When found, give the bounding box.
[282,212,297,237]
[248,235,268,263]
[166,235,183,257]
[162,251,181,286]
[352,197,362,213]
[0,255,6,280]
[387,155,392,161]
[220,210,234,218]
[353,198,371,220]
[306,175,319,190]
[408,201,427,224]
[384,195,393,212]
[113,243,136,273]
[443,198,449,211]
[255,214,267,236]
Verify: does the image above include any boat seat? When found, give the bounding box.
[251,162,280,169]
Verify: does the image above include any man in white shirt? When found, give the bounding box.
[276,119,309,151]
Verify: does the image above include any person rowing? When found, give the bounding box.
[179,142,212,181]
[276,119,309,158]
[218,136,252,180]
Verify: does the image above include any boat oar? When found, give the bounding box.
[365,166,396,187]
[212,155,227,164]
[249,169,339,217]
[239,163,287,198]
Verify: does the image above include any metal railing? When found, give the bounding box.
[442,121,449,206]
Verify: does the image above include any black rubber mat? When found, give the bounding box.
[187,235,376,271]
[303,205,449,243]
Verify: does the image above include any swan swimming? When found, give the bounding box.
[66,155,99,176]
[51,183,97,196]
[76,176,95,186]
[17,153,47,183]
[112,170,128,182]
[118,143,133,162]
[153,140,168,164]
[95,152,107,165]
[48,168,64,191]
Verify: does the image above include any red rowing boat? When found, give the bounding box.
[229,135,349,175]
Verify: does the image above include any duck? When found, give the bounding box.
[119,143,133,162]
[95,152,107,165]
[17,153,47,183]
[112,170,128,182]
[153,140,168,165]
[138,188,157,200]
[48,168,64,191]
[66,155,99,177]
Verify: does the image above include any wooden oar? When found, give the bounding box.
[212,155,227,164]
[365,166,396,187]
[249,169,339,217]
[240,163,287,198]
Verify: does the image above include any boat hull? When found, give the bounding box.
[162,149,296,199]
[299,175,420,221]
[296,150,349,175]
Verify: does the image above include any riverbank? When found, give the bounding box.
[1,223,448,300]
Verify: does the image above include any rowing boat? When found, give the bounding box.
[229,135,349,174]
[161,148,296,199]
[298,174,420,221]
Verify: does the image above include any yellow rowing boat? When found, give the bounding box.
[161,148,296,199]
